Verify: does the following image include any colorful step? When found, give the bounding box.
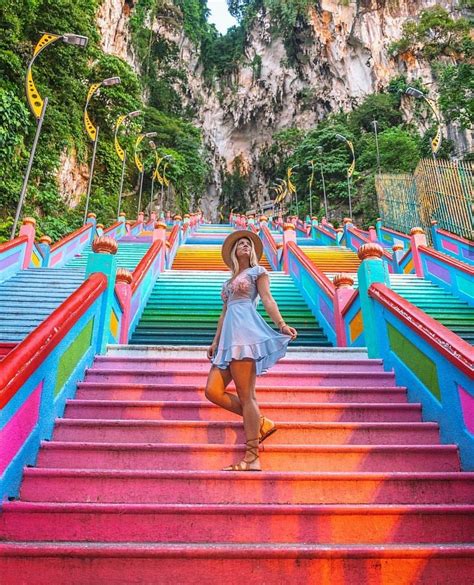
[2,347,473,581]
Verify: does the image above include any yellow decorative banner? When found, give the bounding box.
[26,33,61,119]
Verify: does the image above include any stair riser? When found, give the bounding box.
[2,509,472,544]
[20,474,474,504]
[92,360,384,373]
[75,387,407,403]
[36,446,459,472]
[53,422,439,445]
[65,403,421,423]
[84,371,396,387]
[8,544,464,585]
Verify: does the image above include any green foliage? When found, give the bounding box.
[0,0,210,241]
[389,6,472,61]
[221,155,250,214]
[436,63,474,129]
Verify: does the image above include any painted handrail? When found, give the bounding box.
[369,282,474,469]
[347,226,393,261]
[369,283,473,376]
[103,221,122,235]
[0,236,28,284]
[287,242,335,299]
[166,224,180,268]
[0,273,107,408]
[419,245,474,306]
[340,289,365,347]
[311,224,337,246]
[124,239,165,337]
[48,223,93,268]
[260,224,278,271]
[287,242,337,344]
[131,240,164,294]
[432,225,474,267]
[0,273,107,498]
[50,224,92,252]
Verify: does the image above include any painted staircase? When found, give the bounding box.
[1,345,473,582]
[63,242,151,272]
[0,268,85,343]
[301,246,474,345]
[131,271,331,347]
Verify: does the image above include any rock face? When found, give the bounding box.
[96,0,139,70]
[57,149,90,208]
[93,0,458,219]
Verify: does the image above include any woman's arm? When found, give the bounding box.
[257,274,297,339]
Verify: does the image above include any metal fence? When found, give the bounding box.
[375,159,473,241]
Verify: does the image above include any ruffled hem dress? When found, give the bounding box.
[211,265,291,376]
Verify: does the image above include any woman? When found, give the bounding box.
[205,230,298,471]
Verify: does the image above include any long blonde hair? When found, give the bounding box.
[230,237,259,276]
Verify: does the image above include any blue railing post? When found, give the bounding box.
[85,236,118,354]
[357,243,390,358]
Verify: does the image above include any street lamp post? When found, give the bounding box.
[11,32,88,239]
[134,131,157,215]
[371,119,381,174]
[317,146,328,219]
[335,133,356,219]
[287,165,299,216]
[307,160,315,218]
[148,141,157,215]
[83,76,121,223]
[159,155,173,215]
[405,87,442,160]
[114,110,141,217]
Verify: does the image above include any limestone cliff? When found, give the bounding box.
[94,0,459,219]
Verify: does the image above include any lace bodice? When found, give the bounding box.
[221,265,268,304]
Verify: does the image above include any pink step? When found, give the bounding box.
[93,356,385,373]
[1,542,473,585]
[64,400,423,422]
[53,419,441,445]
[36,442,460,472]
[84,368,396,387]
[76,382,408,403]
[20,469,474,505]
[2,501,473,545]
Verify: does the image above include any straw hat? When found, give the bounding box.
[221,230,263,268]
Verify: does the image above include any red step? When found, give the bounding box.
[20,468,474,505]
[64,400,423,422]
[35,441,460,472]
[2,501,473,545]
[52,419,442,445]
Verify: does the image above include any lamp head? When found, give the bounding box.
[62,34,88,47]
[405,87,425,99]
[149,140,156,149]
[335,133,347,142]
[144,131,157,138]
[127,110,141,119]
[102,76,121,86]
[317,146,323,154]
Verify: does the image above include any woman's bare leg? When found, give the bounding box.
[229,359,260,469]
[205,366,243,416]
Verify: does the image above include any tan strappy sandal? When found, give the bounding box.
[259,415,277,444]
[222,439,261,472]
